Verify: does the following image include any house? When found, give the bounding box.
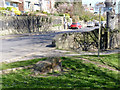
[0,0,55,13]
[23,0,31,12]
[19,0,24,11]
[0,0,5,7]
[22,0,55,13]
[39,0,55,13]
[1,0,22,10]
[23,0,41,12]
[23,0,40,12]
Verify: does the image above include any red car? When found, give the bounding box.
[70,22,82,29]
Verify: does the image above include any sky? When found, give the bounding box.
[82,0,120,14]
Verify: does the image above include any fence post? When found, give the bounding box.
[98,7,101,57]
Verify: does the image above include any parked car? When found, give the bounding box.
[70,22,82,29]
[87,22,95,27]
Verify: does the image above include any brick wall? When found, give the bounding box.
[19,0,24,11]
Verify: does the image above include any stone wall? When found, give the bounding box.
[54,30,120,52]
[54,32,98,52]
[0,16,63,35]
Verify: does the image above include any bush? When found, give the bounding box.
[83,15,89,22]
[65,13,70,17]
[6,7,21,15]
[42,11,48,14]
[101,16,104,21]
[59,13,63,16]
[0,7,6,10]
[36,10,39,12]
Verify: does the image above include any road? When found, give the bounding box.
[0,27,99,63]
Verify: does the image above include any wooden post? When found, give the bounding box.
[98,7,101,57]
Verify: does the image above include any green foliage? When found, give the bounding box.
[65,13,70,17]
[83,15,89,22]
[36,10,39,12]
[53,13,59,16]
[0,7,6,10]
[41,11,51,15]
[41,11,48,14]
[54,2,64,8]
[59,13,63,16]
[101,16,105,21]
[52,24,62,27]
[65,13,70,22]
[1,54,119,88]
[6,7,21,15]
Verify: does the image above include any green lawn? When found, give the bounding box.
[0,58,46,70]
[73,53,119,70]
[1,54,120,89]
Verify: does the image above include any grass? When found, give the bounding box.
[52,24,62,27]
[1,54,120,89]
[72,53,119,70]
[0,58,46,70]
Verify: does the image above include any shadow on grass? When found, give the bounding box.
[2,57,120,88]
[80,54,119,58]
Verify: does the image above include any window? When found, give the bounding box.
[34,4,39,6]
[5,2,10,6]
[13,3,18,7]
[10,3,13,6]
[25,1,31,9]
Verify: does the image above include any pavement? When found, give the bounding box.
[1,27,119,63]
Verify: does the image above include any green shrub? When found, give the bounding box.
[83,15,89,22]
[36,10,39,12]
[42,11,48,14]
[65,13,70,17]
[6,7,21,15]
[59,13,63,16]
[0,7,6,10]
[53,24,62,27]
[101,16,104,21]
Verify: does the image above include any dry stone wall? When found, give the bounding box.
[0,16,63,35]
[54,30,120,52]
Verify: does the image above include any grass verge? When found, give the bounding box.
[1,54,120,88]
[72,53,119,70]
[0,58,46,70]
